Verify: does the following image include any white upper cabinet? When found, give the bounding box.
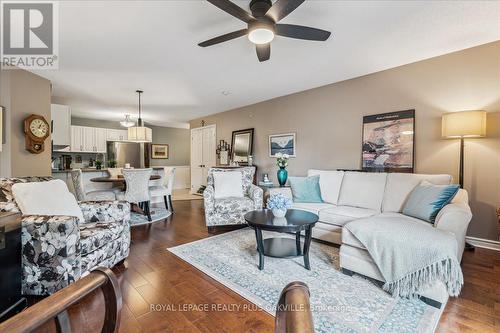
[106,129,128,141]
[71,126,85,152]
[51,104,71,147]
[70,126,108,153]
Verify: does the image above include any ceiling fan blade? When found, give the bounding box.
[265,0,305,22]
[256,43,270,62]
[207,0,255,23]
[198,29,248,47]
[276,24,331,41]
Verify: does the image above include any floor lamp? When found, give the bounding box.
[442,110,487,188]
[442,110,486,251]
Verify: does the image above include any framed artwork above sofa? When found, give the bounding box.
[361,110,415,173]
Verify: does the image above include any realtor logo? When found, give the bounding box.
[1,1,59,69]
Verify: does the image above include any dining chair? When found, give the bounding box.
[149,167,176,212]
[107,167,124,193]
[116,168,153,221]
[70,169,116,201]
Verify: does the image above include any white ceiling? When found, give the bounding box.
[34,0,500,128]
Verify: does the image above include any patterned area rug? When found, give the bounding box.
[130,207,171,226]
[168,228,443,333]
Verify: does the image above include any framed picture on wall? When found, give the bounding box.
[151,144,169,159]
[269,133,296,157]
[362,109,415,173]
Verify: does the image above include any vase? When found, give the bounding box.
[277,167,288,187]
[272,208,287,218]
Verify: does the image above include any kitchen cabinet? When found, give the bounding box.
[71,126,85,152]
[106,129,128,141]
[51,104,71,149]
[71,126,106,153]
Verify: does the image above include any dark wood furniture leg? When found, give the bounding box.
[144,201,152,221]
[255,227,265,270]
[303,227,313,270]
[168,195,174,212]
[295,231,302,255]
[163,195,169,210]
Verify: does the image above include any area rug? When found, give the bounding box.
[168,228,443,333]
[130,207,171,226]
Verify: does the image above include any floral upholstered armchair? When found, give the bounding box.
[203,167,263,232]
[0,177,131,296]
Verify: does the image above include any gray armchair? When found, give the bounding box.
[203,167,263,232]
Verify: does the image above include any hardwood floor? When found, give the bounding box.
[36,200,500,332]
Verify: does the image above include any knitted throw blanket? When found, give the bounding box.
[345,216,463,298]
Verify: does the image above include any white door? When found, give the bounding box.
[202,125,216,184]
[95,128,107,152]
[71,126,84,152]
[190,128,204,194]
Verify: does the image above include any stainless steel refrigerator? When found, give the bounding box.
[107,141,143,168]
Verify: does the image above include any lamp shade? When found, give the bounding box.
[128,126,152,143]
[442,110,486,138]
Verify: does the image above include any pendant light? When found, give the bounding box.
[120,114,135,128]
[128,90,152,142]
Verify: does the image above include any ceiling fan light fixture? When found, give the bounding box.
[248,27,274,44]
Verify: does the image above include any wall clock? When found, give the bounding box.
[24,114,50,154]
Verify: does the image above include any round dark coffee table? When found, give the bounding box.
[244,209,318,271]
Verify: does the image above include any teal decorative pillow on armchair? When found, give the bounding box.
[403,181,460,223]
[288,175,323,203]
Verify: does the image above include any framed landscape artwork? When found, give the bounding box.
[269,133,296,157]
[362,110,415,173]
[151,144,169,159]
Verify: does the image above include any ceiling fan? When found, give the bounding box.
[198,0,331,62]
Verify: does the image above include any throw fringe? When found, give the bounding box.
[383,257,464,298]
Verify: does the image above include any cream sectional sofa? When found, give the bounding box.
[274,170,472,307]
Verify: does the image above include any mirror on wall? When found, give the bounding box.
[231,128,254,164]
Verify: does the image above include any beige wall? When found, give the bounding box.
[0,69,52,177]
[190,41,500,241]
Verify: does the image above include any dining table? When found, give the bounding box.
[89,174,162,217]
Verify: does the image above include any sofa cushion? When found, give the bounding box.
[288,175,323,203]
[0,176,53,212]
[337,172,387,211]
[319,205,378,227]
[382,173,452,212]
[342,212,430,249]
[79,221,125,256]
[214,197,254,214]
[291,202,334,215]
[402,181,460,223]
[307,170,344,204]
[213,171,244,199]
[12,179,84,223]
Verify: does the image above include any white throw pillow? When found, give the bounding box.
[213,171,243,199]
[12,179,84,222]
[307,169,345,204]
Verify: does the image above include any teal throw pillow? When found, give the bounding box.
[288,175,323,203]
[402,181,459,224]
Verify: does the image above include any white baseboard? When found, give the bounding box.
[465,236,500,251]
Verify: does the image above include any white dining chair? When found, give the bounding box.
[107,167,124,193]
[149,167,176,212]
[116,168,153,221]
[70,169,116,201]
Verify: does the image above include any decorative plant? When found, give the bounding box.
[108,160,117,168]
[267,193,292,211]
[275,152,290,168]
[95,160,102,169]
